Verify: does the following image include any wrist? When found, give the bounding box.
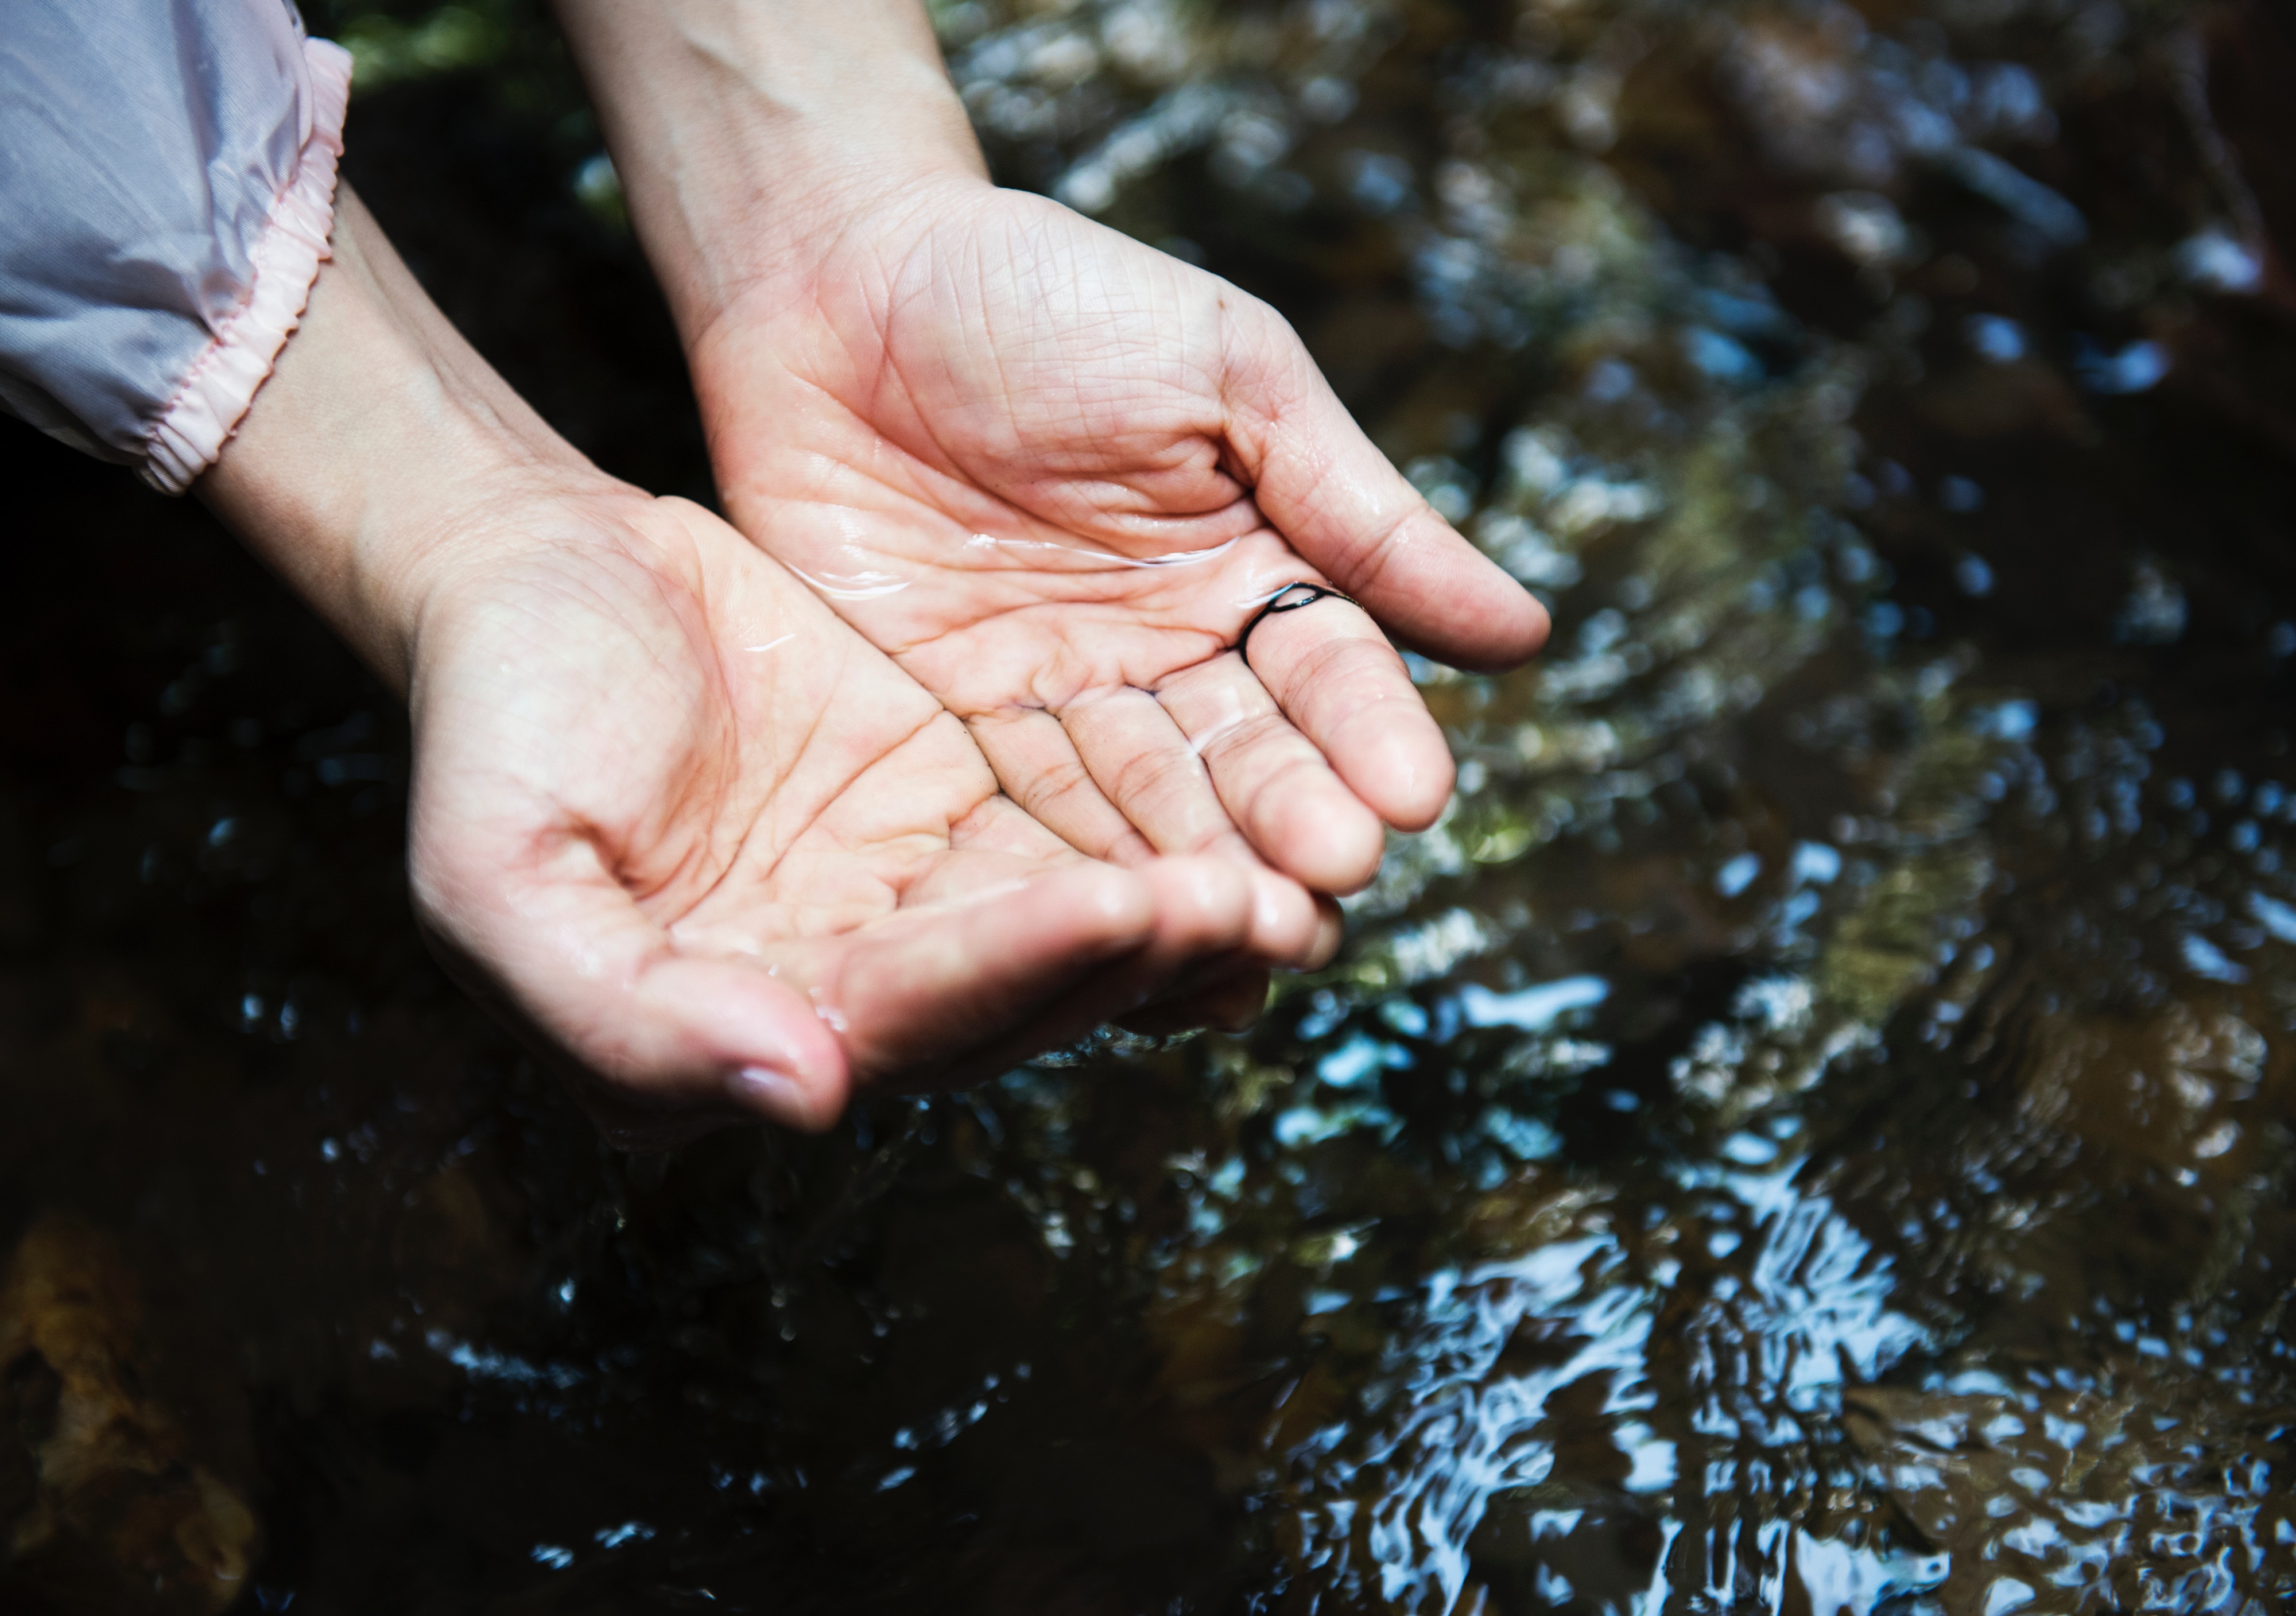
[554,0,987,340]
[199,188,618,691]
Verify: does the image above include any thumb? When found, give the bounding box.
[1219,296,1550,671]
[411,813,850,1144]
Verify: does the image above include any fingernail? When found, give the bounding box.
[730,1064,806,1122]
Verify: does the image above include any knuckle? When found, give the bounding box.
[1279,633,1372,703]
[1197,710,1297,769]
[1108,745,1206,809]
[1240,754,1336,834]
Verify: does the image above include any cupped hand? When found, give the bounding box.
[687,176,1550,896]
[404,486,1335,1147]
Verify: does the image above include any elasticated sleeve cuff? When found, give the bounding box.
[0,3,353,494]
[141,37,351,494]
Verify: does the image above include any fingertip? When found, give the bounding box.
[637,955,851,1127]
[1143,854,1256,951]
[1519,588,1553,657]
[1205,970,1272,1030]
[1345,511,1554,673]
[1419,559,1552,672]
[1262,782,1385,894]
[1305,895,1346,970]
[1117,965,1271,1036]
[1244,866,1321,965]
[1362,730,1456,834]
[1478,580,1552,667]
[728,1061,847,1133]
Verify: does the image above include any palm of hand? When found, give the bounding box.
[405,490,1307,1146]
[693,180,1545,894]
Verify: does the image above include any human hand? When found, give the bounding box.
[201,191,1333,1148]
[405,486,1327,1147]
[691,178,1550,894]
[555,1,1550,896]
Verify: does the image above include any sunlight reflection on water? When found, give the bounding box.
[6,0,2296,1609]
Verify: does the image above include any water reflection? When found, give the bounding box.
[5,0,2296,1610]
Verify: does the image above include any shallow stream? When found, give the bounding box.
[4,1,2295,1610]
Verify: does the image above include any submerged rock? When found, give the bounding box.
[0,1218,258,1615]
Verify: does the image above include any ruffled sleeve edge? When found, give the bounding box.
[140,36,354,495]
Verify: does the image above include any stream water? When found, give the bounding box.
[4,0,2295,1611]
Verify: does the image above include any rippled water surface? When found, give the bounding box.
[6,1,2296,1610]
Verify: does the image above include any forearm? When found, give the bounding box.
[552,0,986,340]
[198,187,612,690]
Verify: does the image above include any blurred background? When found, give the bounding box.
[3,0,2295,1610]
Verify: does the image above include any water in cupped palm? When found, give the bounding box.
[2,0,2292,1610]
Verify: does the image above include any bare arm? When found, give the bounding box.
[552,0,985,340]
[201,187,616,688]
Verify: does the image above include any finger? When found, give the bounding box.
[965,706,1157,866]
[1305,891,1345,969]
[410,819,851,1138]
[1231,595,1457,833]
[842,857,1312,1091]
[1241,863,1332,965]
[1200,969,1272,1030]
[1052,679,1334,962]
[819,859,1166,1083]
[1155,652,1387,892]
[1059,683,1262,863]
[928,852,1262,1074]
[1121,967,1273,1036]
[945,793,1327,970]
[1218,301,1550,670]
